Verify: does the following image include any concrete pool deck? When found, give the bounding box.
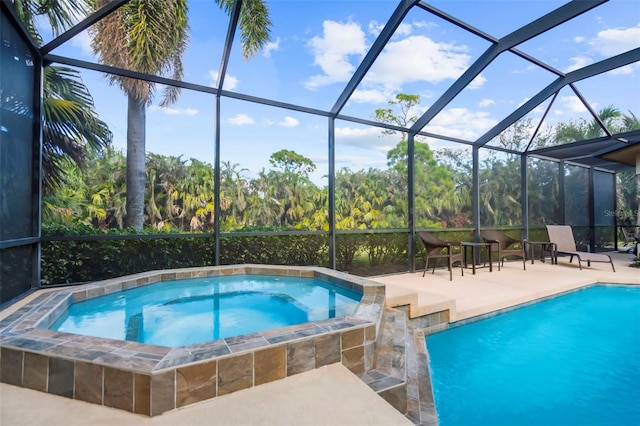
[375,251,639,326]
[1,251,638,425]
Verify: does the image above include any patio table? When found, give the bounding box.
[527,241,557,264]
[461,242,493,274]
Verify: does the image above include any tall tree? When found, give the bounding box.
[373,93,460,228]
[91,0,271,230]
[267,150,318,228]
[373,93,421,141]
[90,0,189,230]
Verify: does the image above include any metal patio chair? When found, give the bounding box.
[480,229,527,271]
[418,231,464,281]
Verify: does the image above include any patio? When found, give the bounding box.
[377,251,640,324]
[2,252,637,425]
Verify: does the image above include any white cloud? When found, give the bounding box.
[426,108,498,140]
[590,25,640,57]
[304,21,367,90]
[148,106,198,116]
[610,64,635,75]
[368,20,385,37]
[565,56,593,73]
[277,116,300,128]
[553,96,596,117]
[228,114,254,125]
[305,20,473,98]
[530,99,548,115]
[413,20,437,30]
[209,71,239,90]
[568,24,640,75]
[478,99,495,108]
[336,126,382,139]
[350,88,394,104]
[334,125,398,152]
[263,37,281,57]
[467,74,487,89]
[363,35,471,88]
[395,23,413,37]
[367,20,411,38]
[70,30,93,56]
[561,96,590,113]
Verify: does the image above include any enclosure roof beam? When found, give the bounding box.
[215,0,243,91]
[41,0,129,55]
[474,47,640,148]
[409,0,605,135]
[330,0,418,116]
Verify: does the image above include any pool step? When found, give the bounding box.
[358,307,438,425]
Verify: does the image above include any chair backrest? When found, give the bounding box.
[546,225,577,252]
[480,229,518,249]
[418,231,449,254]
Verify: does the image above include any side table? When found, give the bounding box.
[461,242,493,274]
[527,241,557,264]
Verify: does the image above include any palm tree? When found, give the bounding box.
[90,0,271,230]
[42,66,112,191]
[12,0,112,193]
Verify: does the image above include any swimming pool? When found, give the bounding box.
[426,285,640,425]
[51,275,362,346]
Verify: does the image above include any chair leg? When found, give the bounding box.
[423,256,429,277]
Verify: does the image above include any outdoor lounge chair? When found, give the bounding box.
[546,225,615,272]
[480,229,526,270]
[418,231,464,281]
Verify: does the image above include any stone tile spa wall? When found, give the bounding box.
[0,265,385,416]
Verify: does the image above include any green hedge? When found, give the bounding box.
[219,234,328,266]
[41,224,215,285]
[41,224,331,285]
[42,224,503,285]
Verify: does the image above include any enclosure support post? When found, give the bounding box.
[328,118,336,270]
[559,161,566,225]
[588,167,596,251]
[472,147,481,264]
[613,172,618,252]
[521,154,529,241]
[213,96,221,265]
[408,133,415,272]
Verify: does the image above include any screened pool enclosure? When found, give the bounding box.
[1,0,639,304]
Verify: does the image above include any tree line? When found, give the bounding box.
[41,106,639,234]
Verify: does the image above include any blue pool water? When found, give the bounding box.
[426,285,640,426]
[51,275,361,347]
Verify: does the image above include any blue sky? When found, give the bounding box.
[43,0,640,185]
